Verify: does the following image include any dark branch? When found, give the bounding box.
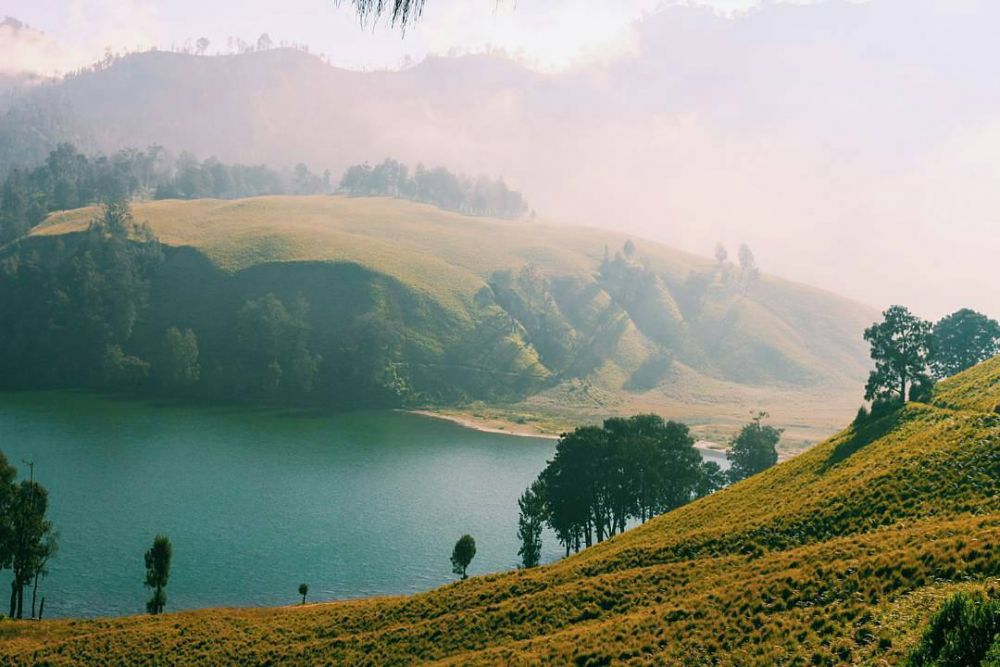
[337,0,426,27]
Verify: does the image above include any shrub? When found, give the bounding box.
[906,590,1000,667]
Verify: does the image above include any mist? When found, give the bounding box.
[3,0,998,319]
[371,0,1000,320]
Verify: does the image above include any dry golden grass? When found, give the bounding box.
[33,195,877,446]
[2,357,997,666]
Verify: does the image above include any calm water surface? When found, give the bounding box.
[0,392,726,617]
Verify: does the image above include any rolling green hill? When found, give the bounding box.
[2,356,997,665]
[22,195,877,445]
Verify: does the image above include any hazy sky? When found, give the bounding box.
[6,0,787,74]
[2,0,997,320]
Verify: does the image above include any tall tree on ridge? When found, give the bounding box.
[930,308,1000,379]
[863,305,933,403]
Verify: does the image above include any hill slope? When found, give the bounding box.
[2,357,997,665]
[26,195,876,444]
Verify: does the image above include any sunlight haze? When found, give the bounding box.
[2,0,994,319]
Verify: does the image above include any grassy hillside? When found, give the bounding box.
[2,357,997,665]
[28,196,876,446]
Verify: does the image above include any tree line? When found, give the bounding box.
[339,158,529,219]
[860,305,999,412]
[0,144,332,243]
[516,412,782,565]
[1,146,530,244]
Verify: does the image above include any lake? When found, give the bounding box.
[0,392,728,618]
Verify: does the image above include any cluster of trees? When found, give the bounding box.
[153,156,327,200]
[862,305,1000,407]
[517,412,783,567]
[0,143,159,242]
[0,200,164,387]
[516,415,728,563]
[0,144,333,242]
[0,199,415,407]
[1,146,530,244]
[0,454,56,620]
[339,158,529,218]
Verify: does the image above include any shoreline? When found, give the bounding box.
[406,409,729,456]
[406,409,560,440]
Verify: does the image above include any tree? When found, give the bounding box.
[257,33,273,51]
[52,199,161,384]
[930,308,1000,379]
[695,461,727,498]
[144,535,172,614]
[737,242,759,293]
[863,305,932,403]
[727,412,782,483]
[450,534,476,580]
[233,294,320,400]
[737,243,755,272]
[0,169,30,242]
[0,453,19,615]
[338,158,527,218]
[714,243,728,265]
[8,474,54,619]
[196,37,210,56]
[298,583,309,605]
[516,480,545,568]
[159,327,200,387]
[30,533,57,620]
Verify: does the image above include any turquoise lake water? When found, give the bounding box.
[0,392,727,618]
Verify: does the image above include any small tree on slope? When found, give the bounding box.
[450,535,476,580]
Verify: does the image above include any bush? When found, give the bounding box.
[909,376,936,404]
[906,590,1000,667]
[853,405,870,425]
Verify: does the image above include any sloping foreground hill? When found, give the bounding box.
[2,357,997,666]
[28,196,875,445]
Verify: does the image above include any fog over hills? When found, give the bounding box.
[2,0,998,318]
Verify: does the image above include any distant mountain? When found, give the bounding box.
[6,1,999,319]
[4,353,997,664]
[23,195,876,442]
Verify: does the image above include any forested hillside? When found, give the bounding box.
[2,355,996,665]
[0,195,875,439]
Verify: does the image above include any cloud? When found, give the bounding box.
[0,17,72,75]
[63,0,162,60]
[1,0,161,76]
